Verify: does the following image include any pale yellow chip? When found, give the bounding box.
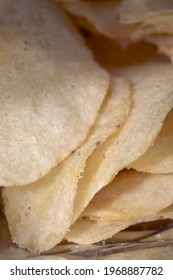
[130,108,173,173]
[130,15,173,42]
[3,0,173,254]
[62,0,137,39]
[129,36,173,174]
[62,1,173,42]
[117,0,173,41]
[66,170,173,244]
[0,0,109,187]
[72,60,173,223]
[2,76,131,252]
[118,0,173,24]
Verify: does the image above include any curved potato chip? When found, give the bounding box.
[3,76,131,252]
[63,1,173,42]
[0,0,109,187]
[63,0,136,39]
[118,0,173,24]
[72,60,173,223]
[66,170,173,244]
[130,108,173,173]
[116,0,173,41]
[130,15,173,41]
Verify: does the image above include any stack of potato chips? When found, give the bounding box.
[1,0,173,253]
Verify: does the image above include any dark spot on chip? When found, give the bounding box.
[96,141,100,146]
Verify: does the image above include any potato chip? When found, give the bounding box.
[130,108,173,173]
[2,0,173,254]
[2,76,131,252]
[62,0,136,39]
[62,1,173,42]
[118,0,173,24]
[72,60,173,223]
[116,0,173,41]
[63,0,173,42]
[130,15,173,41]
[66,170,173,244]
[0,0,109,187]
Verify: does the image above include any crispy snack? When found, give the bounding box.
[2,0,173,254]
[66,170,173,244]
[0,0,109,187]
[63,0,173,42]
[72,60,173,223]
[62,0,137,39]
[2,76,131,252]
[117,0,173,41]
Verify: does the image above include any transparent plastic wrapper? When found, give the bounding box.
[1,217,173,260]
